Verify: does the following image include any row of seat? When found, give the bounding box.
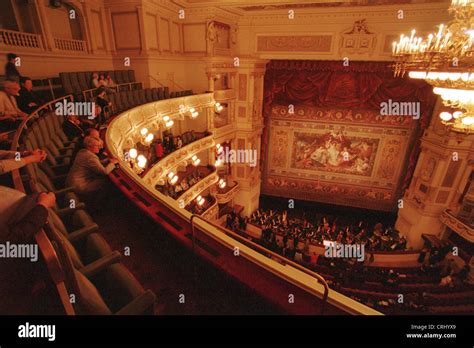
[18,111,156,314]
[104,87,193,116]
[60,70,138,95]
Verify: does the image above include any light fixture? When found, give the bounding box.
[215,158,222,166]
[167,171,178,185]
[215,102,224,112]
[218,178,226,189]
[129,148,138,159]
[140,128,148,136]
[189,107,199,118]
[191,155,201,166]
[145,133,154,145]
[216,143,223,154]
[196,195,205,206]
[392,0,474,133]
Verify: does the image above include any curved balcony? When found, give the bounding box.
[440,209,474,243]
[143,133,215,186]
[202,198,219,220]
[179,171,219,207]
[106,93,380,316]
[214,181,239,204]
[106,92,215,163]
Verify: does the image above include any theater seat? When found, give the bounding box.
[73,265,155,315]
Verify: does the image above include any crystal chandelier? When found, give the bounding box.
[392,0,474,133]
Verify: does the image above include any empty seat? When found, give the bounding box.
[144,89,153,103]
[138,89,147,105]
[127,70,136,83]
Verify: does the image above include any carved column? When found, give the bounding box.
[230,58,267,216]
[395,100,474,249]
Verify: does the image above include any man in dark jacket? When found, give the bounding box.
[16,77,40,114]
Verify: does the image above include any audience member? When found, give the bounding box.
[95,87,111,126]
[16,77,40,114]
[66,136,118,200]
[4,53,21,82]
[106,74,116,87]
[0,149,46,175]
[62,114,85,139]
[91,72,100,88]
[0,80,28,132]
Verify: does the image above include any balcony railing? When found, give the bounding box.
[440,209,474,243]
[213,88,236,102]
[215,181,239,204]
[0,29,43,49]
[54,37,86,52]
[179,171,219,207]
[143,133,215,186]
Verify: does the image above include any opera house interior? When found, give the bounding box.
[1,0,474,325]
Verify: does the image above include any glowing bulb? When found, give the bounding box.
[168,172,175,179]
[461,116,474,125]
[137,160,146,169]
[191,111,199,118]
[189,108,195,113]
[129,148,138,159]
[145,133,154,143]
[140,128,148,136]
[170,175,178,185]
[215,158,222,166]
[408,71,426,79]
[137,155,147,163]
[165,120,174,128]
[163,115,170,122]
[453,111,463,119]
[439,112,452,121]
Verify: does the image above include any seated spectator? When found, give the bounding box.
[4,53,21,82]
[0,149,46,175]
[98,74,107,87]
[63,114,85,140]
[16,77,40,114]
[91,72,100,88]
[66,136,118,199]
[0,80,28,132]
[106,74,116,88]
[154,139,164,160]
[174,136,183,149]
[95,87,111,126]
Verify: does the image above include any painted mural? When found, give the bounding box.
[291,130,379,176]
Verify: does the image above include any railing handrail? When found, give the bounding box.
[149,74,186,91]
[0,28,42,36]
[9,94,76,315]
[190,214,329,314]
[53,37,86,44]
[148,75,166,88]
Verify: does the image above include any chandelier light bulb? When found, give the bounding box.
[453,111,463,119]
[170,175,178,185]
[163,115,170,122]
[145,133,154,143]
[140,128,148,136]
[168,172,175,179]
[129,148,138,159]
[461,116,474,125]
[439,112,453,121]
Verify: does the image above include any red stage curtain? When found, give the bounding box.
[262,60,437,197]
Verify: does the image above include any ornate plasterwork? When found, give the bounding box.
[256,35,332,52]
[441,209,474,243]
[339,19,377,55]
